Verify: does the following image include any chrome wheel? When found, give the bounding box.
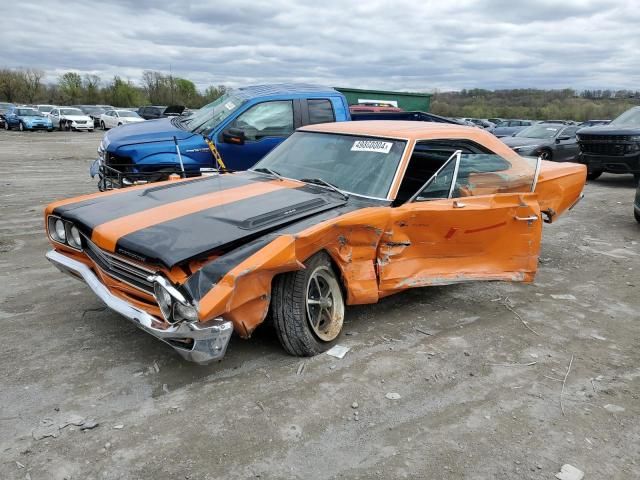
[305,266,344,341]
[539,150,551,160]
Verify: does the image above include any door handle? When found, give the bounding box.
[514,215,539,222]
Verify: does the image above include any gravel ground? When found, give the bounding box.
[1,130,638,480]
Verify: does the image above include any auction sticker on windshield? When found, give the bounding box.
[351,140,393,154]
[224,102,236,111]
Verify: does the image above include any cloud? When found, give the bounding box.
[0,0,638,92]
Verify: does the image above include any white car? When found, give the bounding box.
[99,109,145,130]
[35,104,56,115]
[49,107,94,131]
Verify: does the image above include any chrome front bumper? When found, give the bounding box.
[46,250,233,364]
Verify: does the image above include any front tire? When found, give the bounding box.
[587,169,603,181]
[271,251,345,356]
[101,121,107,130]
[18,121,24,131]
[539,149,552,161]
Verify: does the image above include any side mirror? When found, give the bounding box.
[222,128,246,145]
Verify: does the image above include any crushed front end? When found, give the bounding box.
[45,214,233,364]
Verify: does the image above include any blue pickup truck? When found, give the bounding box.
[92,84,454,189]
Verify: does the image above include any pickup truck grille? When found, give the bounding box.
[84,237,156,294]
[579,135,635,156]
[106,153,133,168]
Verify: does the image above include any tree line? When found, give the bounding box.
[0,68,228,108]
[430,88,640,121]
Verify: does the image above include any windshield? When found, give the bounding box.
[118,110,140,118]
[187,91,247,134]
[17,108,42,116]
[610,107,640,126]
[515,124,560,139]
[252,132,407,199]
[61,108,83,115]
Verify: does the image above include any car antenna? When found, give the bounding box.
[173,136,186,177]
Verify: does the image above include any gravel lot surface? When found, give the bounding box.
[1,130,639,479]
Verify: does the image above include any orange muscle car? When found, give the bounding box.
[45,121,586,363]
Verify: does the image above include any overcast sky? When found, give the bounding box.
[1,0,638,92]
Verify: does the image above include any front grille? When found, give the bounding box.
[84,237,156,294]
[579,134,636,156]
[106,153,133,168]
[75,120,87,125]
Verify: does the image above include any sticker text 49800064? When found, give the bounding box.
[350,140,393,154]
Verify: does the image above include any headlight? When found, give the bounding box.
[152,276,196,324]
[629,135,640,142]
[68,225,82,249]
[154,281,173,322]
[54,219,66,242]
[173,302,199,322]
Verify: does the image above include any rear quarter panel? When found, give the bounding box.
[535,160,586,221]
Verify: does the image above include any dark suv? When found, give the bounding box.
[577,106,640,181]
[137,105,185,120]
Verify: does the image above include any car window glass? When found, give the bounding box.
[560,126,578,137]
[412,141,537,201]
[308,99,335,124]
[230,101,294,141]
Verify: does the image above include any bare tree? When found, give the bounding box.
[23,68,44,103]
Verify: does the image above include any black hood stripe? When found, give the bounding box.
[53,172,271,234]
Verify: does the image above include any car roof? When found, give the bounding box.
[300,120,489,140]
[235,83,338,99]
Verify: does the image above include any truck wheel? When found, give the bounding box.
[271,251,345,356]
[587,170,602,181]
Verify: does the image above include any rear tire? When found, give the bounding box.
[271,251,345,356]
[587,170,602,181]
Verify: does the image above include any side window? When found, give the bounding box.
[307,99,335,124]
[230,101,294,141]
[403,139,537,203]
[560,126,578,138]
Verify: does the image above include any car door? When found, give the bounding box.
[215,100,297,170]
[554,126,579,161]
[377,143,542,293]
[50,109,60,127]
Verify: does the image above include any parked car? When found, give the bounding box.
[137,105,185,120]
[489,119,533,137]
[3,106,53,131]
[35,104,56,115]
[579,119,610,127]
[488,118,503,125]
[501,123,581,161]
[577,106,640,181]
[45,121,586,363]
[74,105,113,128]
[461,118,495,129]
[49,107,94,131]
[91,84,461,190]
[99,109,145,129]
[0,102,15,128]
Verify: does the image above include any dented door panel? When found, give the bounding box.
[377,194,542,294]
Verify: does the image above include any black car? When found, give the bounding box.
[501,123,580,161]
[74,105,113,128]
[577,106,640,181]
[580,119,610,127]
[0,102,15,128]
[137,105,185,120]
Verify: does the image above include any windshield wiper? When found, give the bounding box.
[253,167,283,181]
[300,177,349,200]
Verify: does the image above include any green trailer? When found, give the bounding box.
[335,87,432,112]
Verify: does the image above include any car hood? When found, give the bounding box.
[501,136,551,147]
[104,117,195,148]
[20,115,49,121]
[64,115,92,121]
[577,124,640,136]
[50,171,348,268]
